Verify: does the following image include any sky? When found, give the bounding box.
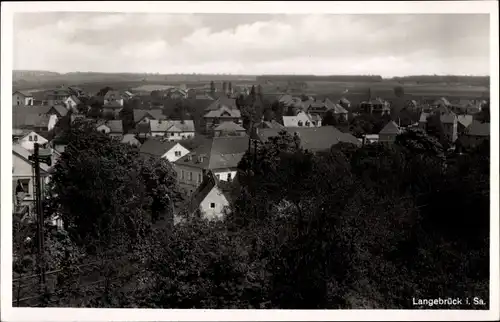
[12,12,491,77]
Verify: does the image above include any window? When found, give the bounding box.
[210,203,215,209]
[298,121,303,127]
[181,170,185,180]
[175,151,181,157]
[29,136,33,142]
[189,172,193,181]
[34,136,38,142]
[227,173,232,180]
[198,173,202,183]
[305,121,310,126]
[101,130,106,134]
[18,179,30,195]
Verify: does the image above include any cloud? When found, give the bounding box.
[13,13,490,77]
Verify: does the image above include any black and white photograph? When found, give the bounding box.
[1,1,499,321]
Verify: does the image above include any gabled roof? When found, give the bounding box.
[466,121,490,136]
[67,95,81,105]
[105,120,123,133]
[204,107,241,118]
[214,121,246,132]
[379,121,401,135]
[121,134,140,145]
[150,119,171,133]
[433,97,451,107]
[282,112,313,127]
[13,144,50,173]
[188,171,231,215]
[339,97,350,105]
[133,109,166,123]
[48,105,68,117]
[440,112,457,124]
[167,120,195,132]
[175,136,249,170]
[258,120,285,129]
[139,139,182,157]
[325,98,347,114]
[13,90,33,97]
[104,90,123,100]
[12,107,52,128]
[457,114,473,128]
[256,126,361,152]
[205,97,237,111]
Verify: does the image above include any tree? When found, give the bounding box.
[393,86,405,98]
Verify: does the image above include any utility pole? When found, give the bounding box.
[28,143,52,295]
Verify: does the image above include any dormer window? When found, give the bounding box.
[298,121,303,127]
[305,121,310,126]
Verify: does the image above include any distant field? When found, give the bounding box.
[132,84,177,92]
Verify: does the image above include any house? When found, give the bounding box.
[149,119,196,140]
[432,97,452,109]
[166,88,188,99]
[338,97,351,110]
[46,87,71,105]
[133,109,166,124]
[174,136,249,195]
[104,90,124,106]
[123,91,135,100]
[139,139,190,163]
[378,121,401,145]
[96,120,124,138]
[47,105,69,118]
[255,126,361,152]
[67,86,87,98]
[205,96,238,111]
[282,111,318,128]
[102,104,123,119]
[12,144,51,210]
[324,98,348,122]
[359,98,391,115]
[213,121,247,137]
[13,91,34,106]
[439,112,458,143]
[255,120,285,129]
[458,121,490,150]
[64,95,81,111]
[204,104,243,132]
[187,170,232,221]
[457,114,474,134]
[362,134,380,145]
[304,100,330,118]
[418,112,430,130]
[121,134,141,147]
[12,106,57,134]
[136,122,152,140]
[16,131,49,151]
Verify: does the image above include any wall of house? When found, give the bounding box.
[65,97,78,109]
[213,169,237,182]
[12,153,49,205]
[13,93,33,106]
[379,133,396,144]
[105,98,124,106]
[164,131,196,141]
[199,186,230,221]
[174,164,204,194]
[163,144,190,162]
[214,130,246,137]
[20,132,48,151]
[48,114,59,131]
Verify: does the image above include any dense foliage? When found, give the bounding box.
[17,120,490,309]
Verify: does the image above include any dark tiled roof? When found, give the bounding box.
[256,126,361,152]
[188,171,232,215]
[139,138,180,157]
[379,121,401,135]
[136,122,152,134]
[13,90,33,97]
[105,120,123,133]
[205,97,237,111]
[466,121,490,136]
[175,136,249,170]
[48,105,68,117]
[440,112,456,124]
[204,107,241,118]
[133,109,166,123]
[12,107,51,128]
